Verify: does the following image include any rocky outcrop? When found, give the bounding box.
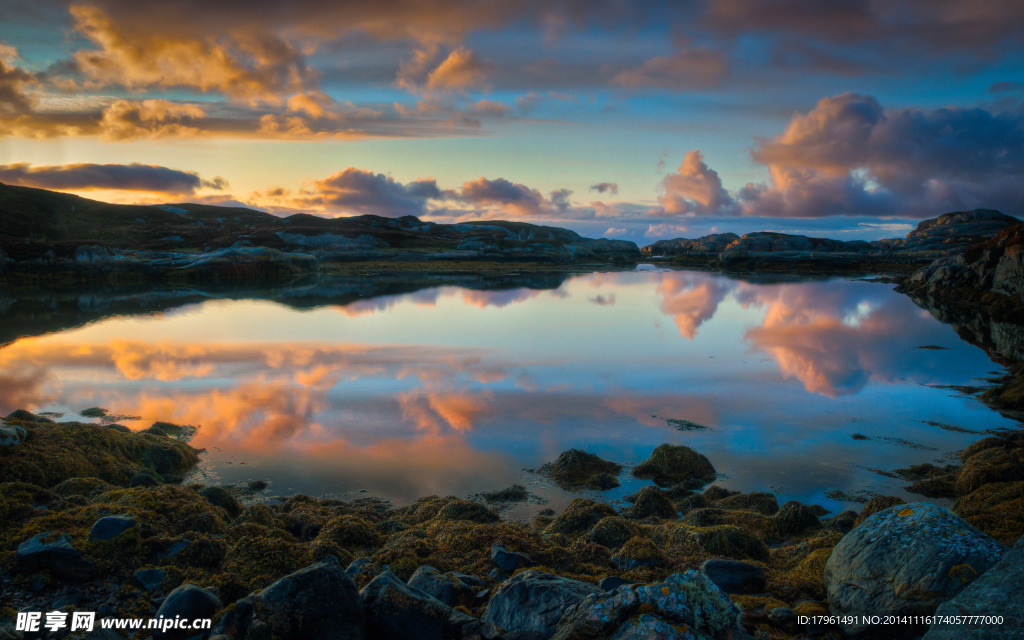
[481,569,600,637]
[15,531,97,582]
[360,569,451,640]
[631,443,716,488]
[642,209,1021,276]
[550,570,744,640]
[824,502,1007,638]
[154,584,222,639]
[537,449,623,490]
[923,533,1024,639]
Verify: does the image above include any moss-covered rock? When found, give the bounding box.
[546,499,618,535]
[318,514,382,550]
[584,517,639,550]
[631,444,716,488]
[953,480,1024,545]
[622,486,678,520]
[855,495,905,525]
[0,421,199,487]
[714,492,780,515]
[662,523,769,561]
[538,449,623,490]
[773,501,820,537]
[433,499,500,524]
[616,536,669,569]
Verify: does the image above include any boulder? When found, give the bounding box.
[923,533,1024,639]
[407,565,478,607]
[199,486,242,519]
[212,557,365,640]
[490,546,533,573]
[16,532,97,582]
[700,559,766,595]
[88,515,136,542]
[825,502,1007,638]
[550,570,743,640]
[154,584,222,639]
[360,569,451,640]
[537,449,623,491]
[481,569,600,637]
[598,576,632,592]
[631,444,716,488]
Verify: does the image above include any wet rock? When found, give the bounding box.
[923,532,1024,638]
[825,503,1007,638]
[550,570,743,640]
[135,568,166,593]
[537,449,623,491]
[346,557,372,581]
[88,515,136,542]
[631,444,716,488]
[131,471,161,487]
[16,532,97,581]
[212,557,365,640]
[774,501,820,537]
[4,409,54,424]
[407,566,478,607]
[622,486,678,520]
[360,569,450,640]
[490,546,533,572]
[700,559,766,595]
[154,584,222,639]
[481,569,600,637]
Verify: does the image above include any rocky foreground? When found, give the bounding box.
[1,411,1022,640]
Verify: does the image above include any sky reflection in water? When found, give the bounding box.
[0,268,1015,515]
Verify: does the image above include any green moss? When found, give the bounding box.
[661,523,769,561]
[224,535,313,584]
[618,536,669,568]
[767,530,842,602]
[953,481,1024,545]
[682,508,776,539]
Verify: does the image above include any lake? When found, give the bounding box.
[1,266,1015,518]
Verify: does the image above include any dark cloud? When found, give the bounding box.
[613,48,729,89]
[549,188,572,213]
[590,182,618,195]
[0,59,34,115]
[663,93,1024,218]
[304,168,442,216]
[459,177,547,216]
[0,162,224,194]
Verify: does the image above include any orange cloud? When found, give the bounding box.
[656,273,731,339]
[613,48,728,89]
[426,47,492,90]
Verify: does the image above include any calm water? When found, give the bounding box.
[1,267,1017,517]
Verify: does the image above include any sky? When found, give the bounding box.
[1,0,1023,245]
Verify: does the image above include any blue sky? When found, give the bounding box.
[1,0,1023,244]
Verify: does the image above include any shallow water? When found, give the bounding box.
[1,267,1016,517]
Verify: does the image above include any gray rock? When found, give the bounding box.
[135,568,167,592]
[212,557,364,640]
[0,425,24,447]
[482,569,600,637]
[407,566,478,607]
[768,606,797,628]
[346,557,374,582]
[154,584,222,639]
[15,532,97,581]
[923,533,1024,639]
[700,559,766,595]
[88,515,136,542]
[360,569,450,640]
[825,502,1007,638]
[551,570,743,640]
[490,546,533,572]
[774,501,820,537]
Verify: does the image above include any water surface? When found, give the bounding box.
[1,268,1015,516]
